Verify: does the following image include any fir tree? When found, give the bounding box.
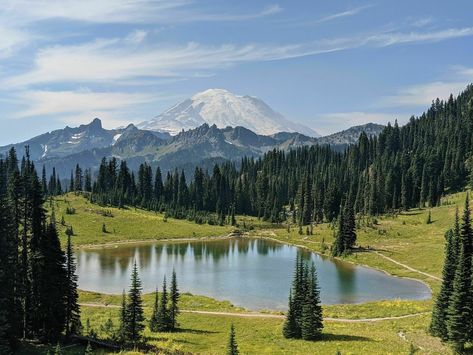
[124,261,145,343]
[118,290,127,342]
[283,255,323,340]
[301,263,323,340]
[65,234,81,336]
[156,276,170,331]
[430,227,458,339]
[169,269,180,331]
[446,195,473,352]
[227,323,239,355]
[149,288,159,332]
[283,289,297,339]
[34,222,68,342]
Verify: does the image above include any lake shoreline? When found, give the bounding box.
[75,233,432,311]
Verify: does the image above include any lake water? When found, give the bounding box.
[76,238,431,310]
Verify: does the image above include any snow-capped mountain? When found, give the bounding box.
[138,88,320,137]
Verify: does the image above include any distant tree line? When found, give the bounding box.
[0,148,80,353]
[46,85,473,229]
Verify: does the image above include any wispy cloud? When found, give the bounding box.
[381,81,469,108]
[317,5,373,24]
[1,37,350,88]
[14,89,156,118]
[372,27,473,47]
[0,25,32,59]
[125,30,148,44]
[11,88,179,127]
[379,66,473,108]
[5,26,473,89]
[2,0,281,25]
[411,17,433,28]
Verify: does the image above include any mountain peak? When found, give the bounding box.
[138,89,319,137]
[89,117,102,129]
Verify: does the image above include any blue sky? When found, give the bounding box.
[1,0,473,144]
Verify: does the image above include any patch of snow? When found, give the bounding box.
[71,131,85,140]
[224,139,234,145]
[41,144,48,158]
[112,133,122,145]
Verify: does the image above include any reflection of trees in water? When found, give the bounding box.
[333,260,356,299]
[254,239,283,255]
[79,238,286,275]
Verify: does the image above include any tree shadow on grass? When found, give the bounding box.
[354,246,391,253]
[174,328,219,335]
[319,333,371,342]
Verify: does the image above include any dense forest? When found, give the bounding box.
[0,149,80,352]
[55,85,473,227]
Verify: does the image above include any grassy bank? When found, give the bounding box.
[51,193,235,246]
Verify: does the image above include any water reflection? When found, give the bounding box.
[76,238,431,310]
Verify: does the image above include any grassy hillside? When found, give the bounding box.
[50,193,235,246]
[268,191,467,294]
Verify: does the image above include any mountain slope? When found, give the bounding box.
[317,123,385,146]
[1,118,385,178]
[138,89,319,137]
[0,118,118,161]
[0,118,172,162]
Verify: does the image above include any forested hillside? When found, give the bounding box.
[78,85,473,225]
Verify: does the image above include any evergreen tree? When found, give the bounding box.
[446,195,473,352]
[156,276,170,331]
[169,269,180,331]
[283,255,323,340]
[65,234,81,336]
[226,323,239,355]
[282,290,297,339]
[332,200,356,256]
[300,263,323,340]
[124,261,145,343]
[149,288,159,332]
[118,290,127,342]
[430,226,458,339]
[0,195,14,353]
[34,222,68,342]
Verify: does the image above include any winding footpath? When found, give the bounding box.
[371,250,442,281]
[79,303,429,323]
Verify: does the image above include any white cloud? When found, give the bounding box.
[0,25,32,59]
[317,5,373,24]
[411,17,433,28]
[316,112,397,135]
[14,89,160,118]
[372,27,473,47]
[2,0,281,25]
[6,26,473,89]
[125,30,148,44]
[1,38,350,88]
[381,81,470,108]
[3,0,190,24]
